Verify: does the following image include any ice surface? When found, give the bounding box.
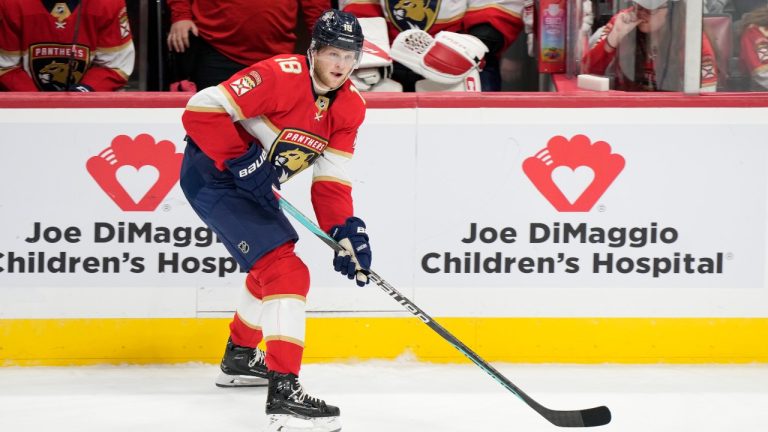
[0,361,765,431]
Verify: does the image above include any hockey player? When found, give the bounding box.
[179,9,370,432]
[0,0,134,91]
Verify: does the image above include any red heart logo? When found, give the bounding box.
[86,134,183,211]
[523,134,625,212]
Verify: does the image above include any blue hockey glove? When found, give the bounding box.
[330,217,372,287]
[225,143,281,213]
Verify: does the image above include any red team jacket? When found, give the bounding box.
[167,0,329,66]
[583,10,718,92]
[339,0,523,55]
[740,24,768,91]
[182,55,366,232]
[0,0,134,91]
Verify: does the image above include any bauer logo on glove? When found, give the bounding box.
[330,216,372,287]
[237,147,268,178]
[225,143,281,214]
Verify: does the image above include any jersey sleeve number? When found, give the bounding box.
[275,57,303,74]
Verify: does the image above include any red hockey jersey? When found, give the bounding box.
[182,54,366,231]
[582,10,717,92]
[167,0,328,66]
[740,24,768,91]
[0,0,134,91]
[340,0,523,53]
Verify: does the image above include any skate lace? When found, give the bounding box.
[248,347,266,368]
[289,380,323,406]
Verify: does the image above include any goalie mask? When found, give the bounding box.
[308,9,365,92]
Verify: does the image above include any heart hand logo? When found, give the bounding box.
[115,165,160,204]
[551,165,595,204]
[86,134,183,211]
[523,134,625,212]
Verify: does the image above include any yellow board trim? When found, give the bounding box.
[1,318,767,366]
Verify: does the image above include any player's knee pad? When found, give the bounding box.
[250,242,310,298]
[235,274,264,329]
[244,272,262,299]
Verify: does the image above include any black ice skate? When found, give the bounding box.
[265,371,341,432]
[214,337,268,387]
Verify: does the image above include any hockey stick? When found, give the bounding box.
[65,0,85,91]
[275,190,611,428]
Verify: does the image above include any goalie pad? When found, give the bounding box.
[367,77,403,92]
[390,29,488,85]
[350,68,381,90]
[414,68,482,92]
[352,17,394,90]
[358,18,392,69]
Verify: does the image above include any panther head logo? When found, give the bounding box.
[39,61,82,86]
[394,0,436,23]
[276,148,315,174]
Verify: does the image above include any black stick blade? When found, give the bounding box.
[580,406,611,427]
[543,405,611,428]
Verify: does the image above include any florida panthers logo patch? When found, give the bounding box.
[119,7,132,39]
[701,57,716,83]
[757,41,768,63]
[29,43,90,91]
[229,75,257,96]
[268,129,328,182]
[50,3,71,29]
[314,96,329,121]
[386,0,441,32]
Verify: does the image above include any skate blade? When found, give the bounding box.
[265,414,341,432]
[214,372,268,388]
